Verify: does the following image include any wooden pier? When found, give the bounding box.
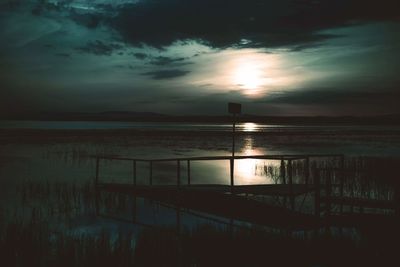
[94,154,399,231]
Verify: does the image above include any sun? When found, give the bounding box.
[232,61,264,95]
[234,63,262,90]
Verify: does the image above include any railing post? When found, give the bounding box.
[288,159,294,210]
[187,160,191,186]
[280,159,286,207]
[280,159,286,184]
[305,156,310,186]
[177,160,181,188]
[95,157,100,186]
[149,161,153,186]
[133,160,137,186]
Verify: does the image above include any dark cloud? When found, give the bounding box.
[111,0,399,49]
[142,69,190,79]
[149,56,187,66]
[132,54,190,66]
[133,52,148,59]
[76,40,123,56]
[69,11,103,28]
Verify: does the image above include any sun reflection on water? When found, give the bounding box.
[242,122,258,132]
[233,136,280,185]
[236,137,262,184]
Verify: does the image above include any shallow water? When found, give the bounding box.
[1,122,400,186]
[0,122,399,238]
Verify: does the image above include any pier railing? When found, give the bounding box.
[94,153,345,193]
[93,153,400,229]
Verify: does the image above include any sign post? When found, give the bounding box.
[228,102,241,193]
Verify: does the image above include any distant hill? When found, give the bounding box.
[2,111,400,125]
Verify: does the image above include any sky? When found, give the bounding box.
[0,0,399,116]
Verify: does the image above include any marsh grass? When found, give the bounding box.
[0,217,396,267]
[0,156,398,266]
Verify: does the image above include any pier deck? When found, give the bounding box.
[97,183,319,230]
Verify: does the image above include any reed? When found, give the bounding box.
[0,156,398,266]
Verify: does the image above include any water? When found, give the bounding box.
[1,120,400,133]
[1,121,400,187]
[0,121,398,265]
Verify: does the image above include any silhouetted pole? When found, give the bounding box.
[232,113,236,159]
[228,103,241,193]
[231,114,236,193]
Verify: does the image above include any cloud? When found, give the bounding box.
[142,69,190,80]
[149,56,188,66]
[75,40,123,55]
[133,52,148,59]
[111,0,399,49]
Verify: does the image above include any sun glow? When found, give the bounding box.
[233,63,262,90]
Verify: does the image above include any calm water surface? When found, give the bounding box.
[2,120,400,133]
[1,121,400,186]
[0,120,399,241]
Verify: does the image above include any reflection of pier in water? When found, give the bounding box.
[94,154,399,232]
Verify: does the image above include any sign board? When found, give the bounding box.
[228,102,241,114]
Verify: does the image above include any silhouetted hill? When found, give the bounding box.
[1,111,400,125]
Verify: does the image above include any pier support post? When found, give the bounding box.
[288,159,295,210]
